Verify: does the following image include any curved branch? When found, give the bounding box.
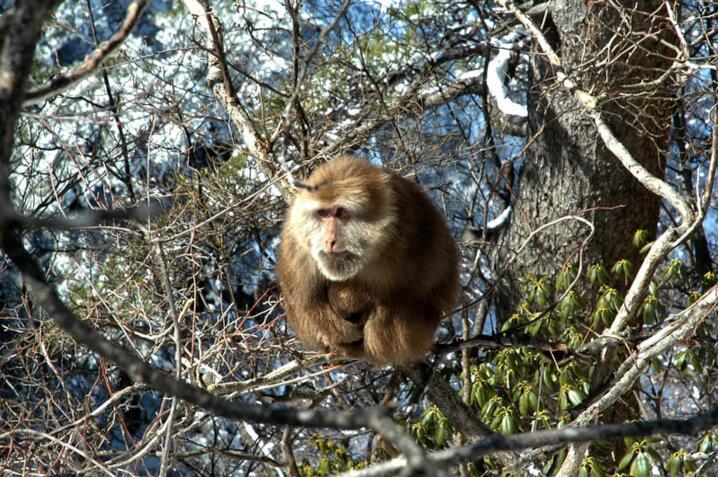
[346,408,717,477]
[574,286,717,425]
[23,0,151,106]
[0,228,431,474]
[181,0,271,173]
[0,232,380,430]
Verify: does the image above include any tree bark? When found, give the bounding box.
[498,0,675,314]
[496,2,678,475]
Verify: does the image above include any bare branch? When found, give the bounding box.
[0,231,378,429]
[0,230,427,474]
[497,0,694,223]
[0,200,164,230]
[181,0,271,173]
[268,0,353,148]
[0,0,60,198]
[574,286,717,425]
[346,409,717,476]
[23,0,151,106]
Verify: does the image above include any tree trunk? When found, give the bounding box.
[498,0,675,314]
[496,1,677,475]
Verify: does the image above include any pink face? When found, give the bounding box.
[296,201,366,282]
[316,206,351,254]
[292,193,385,282]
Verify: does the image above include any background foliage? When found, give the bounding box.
[0,0,716,476]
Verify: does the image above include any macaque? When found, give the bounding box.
[277,156,459,365]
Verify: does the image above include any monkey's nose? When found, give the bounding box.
[326,239,346,254]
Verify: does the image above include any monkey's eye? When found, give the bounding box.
[316,209,330,218]
[335,207,349,219]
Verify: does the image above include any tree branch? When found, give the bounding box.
[0,201,164,230]
[0,229,430,474]
[23,0,151,106]
[346,408,717,476]
[574,286,716,425]
[0,0,60,199]
[181,0,271,174]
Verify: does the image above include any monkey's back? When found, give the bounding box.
[373,172,459,313]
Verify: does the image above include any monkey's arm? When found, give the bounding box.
[327,282,372,323]
[362,301,441,365]
[283,288,365,354]
[278,240,362,351]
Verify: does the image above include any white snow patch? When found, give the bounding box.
[487,205,512,230]
[457,69,483,81]
[486,48,527,117]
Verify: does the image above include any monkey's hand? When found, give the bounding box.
[319,323,363,353]
[328,283,372,325]
[329,339,365,359]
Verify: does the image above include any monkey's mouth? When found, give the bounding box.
[320,250,357,261]
[325,250,353,259]
[316,250,363,281]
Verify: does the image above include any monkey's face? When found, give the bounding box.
[291,197,393,282]
[287,157,395,282]
[306,203,372,281]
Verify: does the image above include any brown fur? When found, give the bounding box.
[277,156,459,364]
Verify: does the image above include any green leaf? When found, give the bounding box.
[421,407,436,426]
[633,229,649,248]
[639,241,654,254]
[482,398,498,417]
[697,433,715,453]
[526,390,538,411]
[319,457,330,475]
[559,291,582,319]
[490,413,503,430]
[599,287,622,311]
[558,388,569,411]
[556,264,576,292]
[548,318,562,336]
[500,413,515,435]
[519,392,529,416]
[590,460,606,476]
[617,450,636,471]
[611,259,633,284]
[649,358,662,373]
[526,318,542,336]
[662,259,686,283]
[601,307,614,327]
[542,457,555,475]
[470,382,481,406]
[648,281,658,296]
[630,452,651,477]
[587,264,609,285]
[434,422,446,446]
[689,351,702,371]
[567,388,586,406]
[543,367,556,387]
[641,295,658,323]
[701,271,717,290]
[647,447,663,463]
[666,455,681,476]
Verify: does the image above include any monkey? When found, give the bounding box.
[277,155,459,365]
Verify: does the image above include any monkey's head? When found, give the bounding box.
[287,156,396,282]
